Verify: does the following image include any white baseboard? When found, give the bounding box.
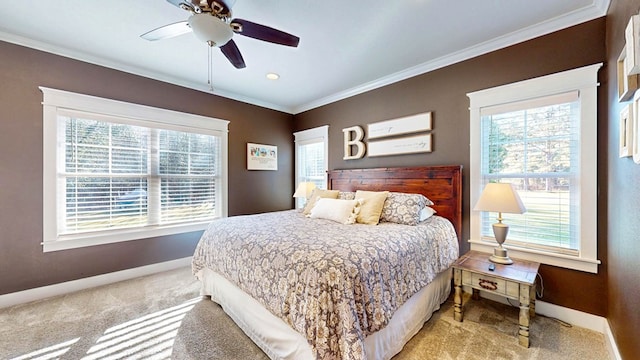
[604,320,623,360]
[0,257,192,309]
[535,299,603,332]
[465,287,620,360]
[536,301,621,360]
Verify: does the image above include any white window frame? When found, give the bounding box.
[41,87,229,252]
[293,125,329,208]
[468,64,602,273]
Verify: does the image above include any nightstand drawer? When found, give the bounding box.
[462,271,519,298]
[471,273,505,294]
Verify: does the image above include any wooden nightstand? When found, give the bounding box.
[452,250,540,347]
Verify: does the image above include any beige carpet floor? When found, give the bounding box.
[0,267,609,360]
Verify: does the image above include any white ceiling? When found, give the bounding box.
[0,0,608,114]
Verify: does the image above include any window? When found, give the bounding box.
[468,64,601,273]
[41,87,228,252]
[293,126,329,208]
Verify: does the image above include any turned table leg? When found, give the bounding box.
[453,268,463,322]
[518,284,531,347]
[529,282,536,318]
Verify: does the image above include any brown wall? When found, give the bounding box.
[606,0,640,358]
[0,41,294,295]
[4,7,638,356]
[294,19,608,316]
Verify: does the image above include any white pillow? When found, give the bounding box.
[302,189,339,215]
[419,206,437,221]
[309,198,361,224]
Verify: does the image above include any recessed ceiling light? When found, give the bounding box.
[266,73,280,80]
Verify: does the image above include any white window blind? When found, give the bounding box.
[42,87,229,252]
[468,64,601,273]
[297,140,326,189]
[158,129,220,224]
[61,112,221,234]
[294,126,329,208]
[479,91,579,255]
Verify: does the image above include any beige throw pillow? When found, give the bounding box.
[355,190,389,225]
[302,189,340,215]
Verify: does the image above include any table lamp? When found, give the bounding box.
[293,182,316,207]
[473,182,526,264]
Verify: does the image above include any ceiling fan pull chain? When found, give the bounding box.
[207,42,214,92]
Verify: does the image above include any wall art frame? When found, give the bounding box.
[367,134,432,157]
[633,93,640,164]
[247,143,278,170]
[625,14,640,75]
[617,46,640,101]
[367,112,432,139]
[619,103,633,157]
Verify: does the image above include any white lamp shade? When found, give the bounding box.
[293,182,316,198]
[474,183,526,214]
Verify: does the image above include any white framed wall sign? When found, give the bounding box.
[367,134,432,157]
[247,143,278,170]
[367,112,432,139]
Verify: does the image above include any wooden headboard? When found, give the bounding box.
[327,165,462,241]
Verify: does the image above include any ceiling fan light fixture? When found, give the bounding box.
[146,0,299,71]
[266,73,280,80]
[188,13,233,47]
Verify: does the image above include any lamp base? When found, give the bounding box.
[489,247,513,265]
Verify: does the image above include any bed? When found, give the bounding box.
[192,165,462,360]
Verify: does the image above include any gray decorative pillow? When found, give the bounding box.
[379,192,434,226]
[338,191,356,200]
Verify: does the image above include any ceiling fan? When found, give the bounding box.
[141,0,300,69]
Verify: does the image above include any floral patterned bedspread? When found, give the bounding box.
[192,210,459,360]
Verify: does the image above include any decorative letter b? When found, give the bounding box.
[343,126,366,160]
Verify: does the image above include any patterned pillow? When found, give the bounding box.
[338,191,356,200]
[380,192,434,226]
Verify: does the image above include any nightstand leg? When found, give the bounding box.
[453,268,463,322]
[519,284,531,347]
[529,283,536,318]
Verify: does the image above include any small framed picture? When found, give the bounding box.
[618,46,639,102]
[247,143,278,170]
[626,15,640,75]
[620,104,633,157]
[633,94,640,164]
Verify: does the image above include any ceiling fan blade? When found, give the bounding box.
[230,19,300,47]
[220,40,246,68]
[141,21,192,41]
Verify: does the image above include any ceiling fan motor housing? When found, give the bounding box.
[188,13,232,47]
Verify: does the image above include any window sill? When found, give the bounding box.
[468,239,600,273]
[43,221,213,252]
